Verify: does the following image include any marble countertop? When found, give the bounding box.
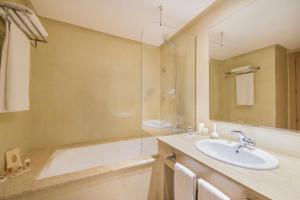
[157,134,300,200]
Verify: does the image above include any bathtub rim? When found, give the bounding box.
[0,136,157,199]
[36,135,157,180]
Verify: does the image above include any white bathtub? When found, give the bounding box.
[37,137,158,180]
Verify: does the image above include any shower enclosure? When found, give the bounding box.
[141,22,196,137]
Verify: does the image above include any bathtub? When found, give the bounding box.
[37,137,158,180]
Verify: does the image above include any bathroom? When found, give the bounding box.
[0,0,299,199]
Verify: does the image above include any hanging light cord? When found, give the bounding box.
[159,5,163,27]
[220,32,224,47]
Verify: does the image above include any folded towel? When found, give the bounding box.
[0,21,30,112]
[231,65,253,74]
[197,179,230,200]
[236,72,254,105]
[174,163,197,200]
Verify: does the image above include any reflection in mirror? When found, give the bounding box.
[209,0,300,130]
[141,24,196,137]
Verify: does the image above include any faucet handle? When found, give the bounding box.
[231,130,246,138]
[243,137,256,146]
[231,130,241,134]
[231,130,256,147]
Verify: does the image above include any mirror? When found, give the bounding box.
[209,0,300,131]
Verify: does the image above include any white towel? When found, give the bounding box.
[231,65,253,74]
[0,20,10,111]
[174,163,197,200]
[197,179,230,200]
[0,21,30,113]
[236,73,254,105]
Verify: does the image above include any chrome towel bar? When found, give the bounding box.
[0,2,47,47]
[166,152,176,163]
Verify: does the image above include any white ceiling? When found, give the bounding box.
[209,0,300,60]
[30,0,215,46]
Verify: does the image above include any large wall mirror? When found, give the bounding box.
[209,0,300,131]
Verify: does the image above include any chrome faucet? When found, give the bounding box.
[231,130,256,153]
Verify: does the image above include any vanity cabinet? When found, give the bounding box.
[158,141,269,200]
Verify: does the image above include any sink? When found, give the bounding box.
[142,120,172,129]
[195,139,279,170]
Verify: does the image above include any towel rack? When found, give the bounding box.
[166,152,176,163]
[0,2,47,47]
[167,152,254,200]
[225,66,260,76]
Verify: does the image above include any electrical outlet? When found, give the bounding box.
[5,148,22,171]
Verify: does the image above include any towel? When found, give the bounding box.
[231,65,253,74]
[236,73,254,105]
[0,21,30,112]
[0,20,10,111]
[198,179,230,200]
[174,163,197,200]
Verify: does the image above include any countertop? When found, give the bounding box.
[157,134,300,200]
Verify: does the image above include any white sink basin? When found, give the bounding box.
[142,120,172,129]
[195,139,279,170]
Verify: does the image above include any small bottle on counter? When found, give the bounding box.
[202,127,209,136]
[210,123,219,139]
[198,122,205,134]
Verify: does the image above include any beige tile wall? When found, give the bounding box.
[142,44,161,120]
[29,18,148,149]
[209,59,231,121]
